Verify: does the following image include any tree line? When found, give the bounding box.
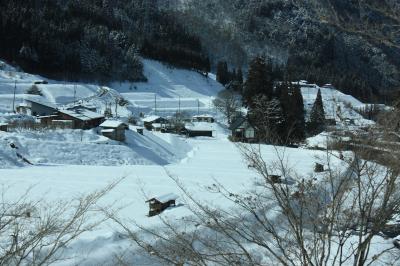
[0,0,210,82]
[215,56,326,145]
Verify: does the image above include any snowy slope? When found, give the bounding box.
[300,83,374,127]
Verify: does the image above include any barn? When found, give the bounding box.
[100,120,129,141]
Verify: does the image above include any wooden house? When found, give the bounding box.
[146,193,178,217]
[142,116,169,131]
[57,108,104,129]
[100,120,128,141]
[229,117,256,142]
[0,123,8,132]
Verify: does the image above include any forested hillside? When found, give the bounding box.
[0,0,210,82]
[167,0,400,102]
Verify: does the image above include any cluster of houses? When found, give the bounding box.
[10,98,224,141]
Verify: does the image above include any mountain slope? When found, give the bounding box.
[168,0,400,99]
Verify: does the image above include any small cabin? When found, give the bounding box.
[0,123,8,132]
[314,163,324,173]
[99,120,128,141]
[146,193,178,217]
[229,117,256,142]
[142,116,169,131]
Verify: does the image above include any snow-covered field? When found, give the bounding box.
[0,59,393,264]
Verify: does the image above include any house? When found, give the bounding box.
[184,122,215,137]
[146,193,178,217]
[229,117,256,142]
[100,120,128,141]
[18,99,58,116]
[142,116,169,131]
[0,123,8,132]
[192,114,215,123]
[57,108,104,129]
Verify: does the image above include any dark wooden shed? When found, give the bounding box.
[146,193,178,217]
[0,123,8,132]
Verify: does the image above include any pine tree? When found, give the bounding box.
[216,61,229,85]
[236,67,243,84]
[243,56,274,106]
[309,89,325,135]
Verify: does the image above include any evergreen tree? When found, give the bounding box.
[308,89,325,135]
[216,61,229,85]
[243,56,274,106]
[236,67,243,85]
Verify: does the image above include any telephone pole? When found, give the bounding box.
[154,94,157,115]
[12,80,16,113]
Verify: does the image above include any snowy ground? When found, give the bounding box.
[0,59,393,264]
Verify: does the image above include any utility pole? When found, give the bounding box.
[74,84,76,104]
[154,94,157,115]
[12,80,16,113]
[178,96,181,115]
[197,99,200,115]
[115,98,118,117]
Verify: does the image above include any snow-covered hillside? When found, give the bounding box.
[300,82,374,127]
[0,59,390,265]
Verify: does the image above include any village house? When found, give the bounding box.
[229,117,256,142]
[99,120,128,141]
[17,99,58,117]
[142,115,169,131]
[57,108,104,129]
[146,193,178,217]
[0,122,8,132]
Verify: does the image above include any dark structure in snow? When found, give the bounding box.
[142,116,169,131]
[100,120,128,141]
[146,193,178,217]
[0,123,8,132]
[229,117,256,142]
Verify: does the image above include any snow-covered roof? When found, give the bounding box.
[101,128,115,133]
[100,120,126,128]
[25,98,58,109]
[185,122,216,131]
[142,115,161,122]
[0,123,8,127]
[149,193,179,204]
[193,114,214,118]
[59,108,104,121]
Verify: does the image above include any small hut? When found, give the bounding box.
[314,163,324,173]
[99,120,128,141]
[146,193,178,217]
[0,123,8,132]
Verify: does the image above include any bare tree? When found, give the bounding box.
[0,179,120,265]
[109,132,400,265]
[213,89,242,124]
